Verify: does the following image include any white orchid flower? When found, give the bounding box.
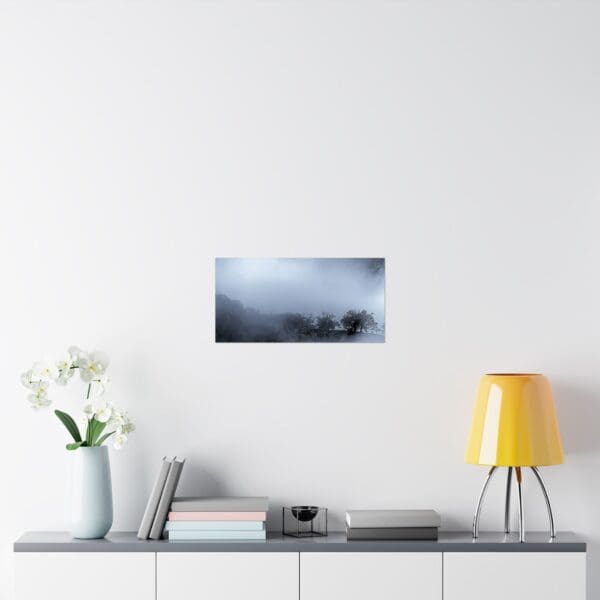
[67,346,84,366]
[113,433,128,449]
[94,404,112,423]
[29,381,49,397]
[89,375,110,398]
[28,394,51,410]
[20,370,36,389]
[54,352,75,385]
[56,351,74,371]
[119,418,135,435]
[21,346,134,448]
[27,382,50,409]
[55,370,75,386]
[108,407,124,427]
[78,351,109,383]
[32,359,59,381]
[110,408,135,435]
[55,376,70,386]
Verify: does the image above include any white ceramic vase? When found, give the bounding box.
[69,446,113,539]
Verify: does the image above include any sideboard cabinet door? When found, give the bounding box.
[15,552,155,600]
[157,552,298,600]
[300,552,442,600]
[444,552,586,600]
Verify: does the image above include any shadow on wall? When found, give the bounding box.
[552,382,600,456]
[174,464,284,531]
[176,462,233,498]
[552,381,600,600]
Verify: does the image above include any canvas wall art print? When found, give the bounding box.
[215,258,385,343]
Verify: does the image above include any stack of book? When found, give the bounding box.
[166,497,269,541]
[345,509,441,540]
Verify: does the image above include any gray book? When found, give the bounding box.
[346,510,441,529]
[170,496,269,512]
[149,458,185,540]
[137,457,171,540]
[346,526,439,541]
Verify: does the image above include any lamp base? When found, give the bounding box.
[472,466,556,543]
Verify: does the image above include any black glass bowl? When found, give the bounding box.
[291,506,320,522]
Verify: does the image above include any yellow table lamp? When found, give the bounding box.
[466,373,563,542]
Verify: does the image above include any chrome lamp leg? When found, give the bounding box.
[504,466,513,534]
[472,465,556,542]
[531,466,556,538]
[516,467,525,543]
[472,466,497,539]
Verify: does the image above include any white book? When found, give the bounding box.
[165,521,265,531]
[346,509,441,529]
[170,496,269,512]
[137,457,171,540]
[149,458,185,540]
[168,529,267,541]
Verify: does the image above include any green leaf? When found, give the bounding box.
[90,420,107,445]
[66,441,84,451]
[55,410,82,442]
[95,431,115,447]
[85,418,93,445]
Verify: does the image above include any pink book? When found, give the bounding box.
[168,511,267,521]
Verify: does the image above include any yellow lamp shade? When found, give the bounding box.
[465,374,564,467]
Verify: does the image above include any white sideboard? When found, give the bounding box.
[14,531,587,600]
[15,552,155,600]
[444,552,586,600]
[300,552,441,600]
[157,552,298,600]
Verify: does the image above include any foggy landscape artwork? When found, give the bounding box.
[215,258,385,343]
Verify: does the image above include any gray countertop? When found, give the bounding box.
[14,531,586,553]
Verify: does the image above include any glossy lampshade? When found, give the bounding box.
[465,374,564,467]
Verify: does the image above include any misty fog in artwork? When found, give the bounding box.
[215,258,385,343]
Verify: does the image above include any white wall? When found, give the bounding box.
[1,1,599,598]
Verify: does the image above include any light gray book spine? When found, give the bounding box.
[170,496,269,512]
[137,457,171,540]
[346,527,439,541]
[149,458,185,540]
[346,510,441,529]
